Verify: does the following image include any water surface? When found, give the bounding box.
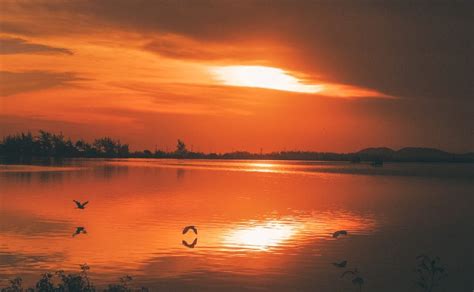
[0,159,473,291]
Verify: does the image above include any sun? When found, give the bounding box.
[210,65,323,94]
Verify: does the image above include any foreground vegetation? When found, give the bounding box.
[1,264,147,292]
[1,130,472,162]
[2,255,447,292]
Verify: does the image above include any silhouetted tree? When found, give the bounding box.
[154,149,167,158]
[1,277,24,292]
[94,137,115,156]
[118,144,130,157]
[75,139,93,155]
[38,130,53,155]
[175,139,187,157]
[0,132,37,156]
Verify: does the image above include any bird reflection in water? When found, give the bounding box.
[182,225,198,248]
[182,238,198,248]
[182,225,198,235]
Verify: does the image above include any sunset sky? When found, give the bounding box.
[0,0,472,153]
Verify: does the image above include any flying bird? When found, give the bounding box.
[182,238,198,249]
[332,260,347,268]
[72,227,87,237]
[332,230,348,238]
[73,200,89,209]
[182,225,198,235]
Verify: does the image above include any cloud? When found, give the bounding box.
[0,71,81,96]
[1,0,472,102]
[0,0,472,152]
[0,21,37,35]
[0,37,73,55]
[143,35,282,63]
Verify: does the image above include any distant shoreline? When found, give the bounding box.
[1,154,473,164]
[1,131,473,163]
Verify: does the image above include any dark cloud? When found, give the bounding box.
[2,0,472,102]
[0,21,37,35]
[0,71,81,96]
[0,37,73,55]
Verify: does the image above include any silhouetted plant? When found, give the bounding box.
[0,264,150,292]
[105,275,148,291]
[1,277,27,292]
[106,275,136,292]
[415,255,447,292]
[55,263,94,291]
[341,268,364,292]
[30,264,94,292]
[35,272,56,291]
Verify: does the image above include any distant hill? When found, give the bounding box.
[357,147,396,160]
[355,147,474,162]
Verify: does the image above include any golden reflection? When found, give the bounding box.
[246,162,276,173]
[0,162,379,282]
[220,213,377,252]
[223,221,296,250]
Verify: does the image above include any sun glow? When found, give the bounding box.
[247,162,275,173]
[224,222,296,250]
[210,65,323,93]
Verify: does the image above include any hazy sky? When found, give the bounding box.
[0,0,473,152]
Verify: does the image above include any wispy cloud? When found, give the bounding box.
[0,37,73,55]
[0,71,81,96]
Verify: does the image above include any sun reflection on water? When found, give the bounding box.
[223,222,296,250]
[246,162,276,173]
[221,213,377,252]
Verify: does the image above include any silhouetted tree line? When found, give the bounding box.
[1,130,473,162]
[0,131,129,158]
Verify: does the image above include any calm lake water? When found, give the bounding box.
[0,159,473,291]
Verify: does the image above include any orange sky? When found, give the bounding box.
[0,1,473,152]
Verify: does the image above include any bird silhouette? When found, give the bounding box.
[332,230,348,238]
[332,260,347,268]
[72,227,87,237]
[73,200,89,209]
[182,238,198,248]
[182,225,198,235]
